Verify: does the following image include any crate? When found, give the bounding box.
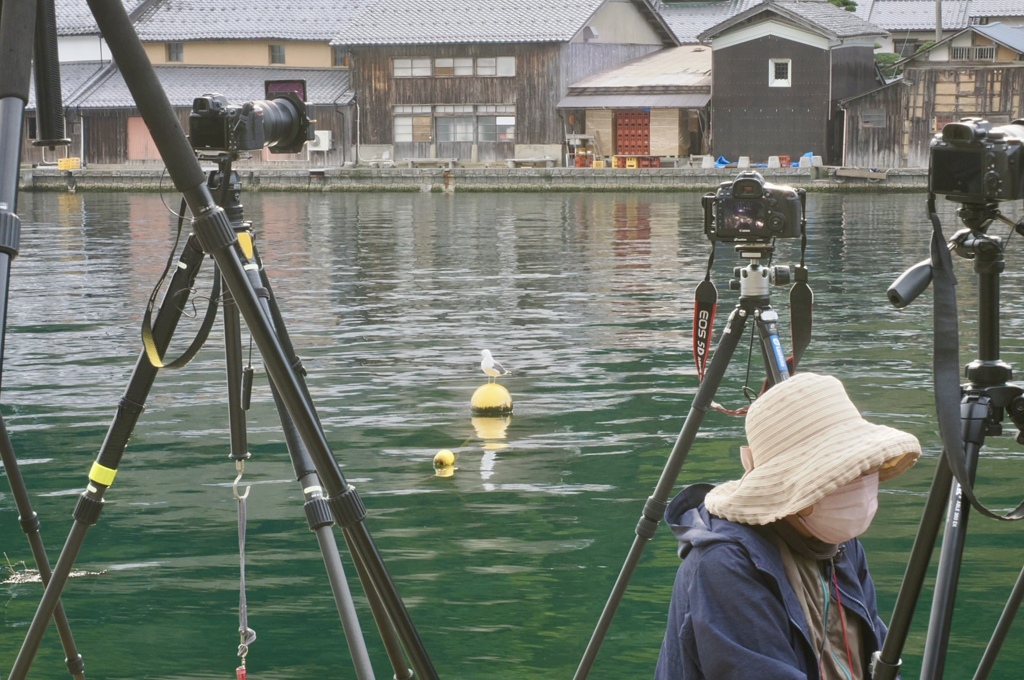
[57,157,81,170]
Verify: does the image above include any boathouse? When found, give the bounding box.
[330,0,679,166]
[841,21,1024,169]
[697,0,886,166]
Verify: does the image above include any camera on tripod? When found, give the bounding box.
[929,117,1024,204]
[188,80,314,155]
[702,171,805,243]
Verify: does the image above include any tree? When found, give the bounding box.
[828,0,858,11]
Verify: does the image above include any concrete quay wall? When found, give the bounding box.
[24,165,930,193]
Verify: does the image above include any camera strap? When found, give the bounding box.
[693,252,717,381]
[930,199,1024,521]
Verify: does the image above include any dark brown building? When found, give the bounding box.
[698,0,885,165]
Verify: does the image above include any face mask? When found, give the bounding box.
[795,472,879,544]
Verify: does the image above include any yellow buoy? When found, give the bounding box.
[433,449,456,477]
[470,383,513,416]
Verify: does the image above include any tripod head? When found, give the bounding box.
[730,243,791,297]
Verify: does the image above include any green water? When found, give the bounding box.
[2,190,1024,679]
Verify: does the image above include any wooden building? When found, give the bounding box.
[557,45,711,166]
[698,0,885,166]
[841,22,1024,169]
[331,0,679,165]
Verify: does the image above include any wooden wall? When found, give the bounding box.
[712,36,831,164]
[351,42,660,160]
[844,65,1024,169]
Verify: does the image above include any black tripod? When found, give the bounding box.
[574,240,808,678]
[0,0,84,678]
[879,200,1024,680]
[4,1,437,678]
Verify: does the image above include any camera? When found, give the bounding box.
[702,171,805,242]
[189,85,314,155]
[929,117,1024,203]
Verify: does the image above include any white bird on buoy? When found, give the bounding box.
[480,349,511,383]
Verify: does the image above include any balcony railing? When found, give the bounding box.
[951,46,996,61]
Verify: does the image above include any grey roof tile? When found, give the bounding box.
[331,0,609,45]
[67,64,350,108]
[697,0,886,41]
[973,21,1024,52]
[659,0,766,43]
[28,61,112,109]
[133,0,373,41]
[56,0,150,35]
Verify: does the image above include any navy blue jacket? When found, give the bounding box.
[655,484,889,679]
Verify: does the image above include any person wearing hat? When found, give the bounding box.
[655,372,921,680]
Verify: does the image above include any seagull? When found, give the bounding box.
[480,349,511,383]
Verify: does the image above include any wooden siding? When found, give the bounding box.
[711,36,831,164]
[843,65,1024,168]
[351,42,660,162]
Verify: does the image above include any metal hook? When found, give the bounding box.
[233,460,250,500]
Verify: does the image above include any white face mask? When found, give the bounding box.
[795,472,879,544]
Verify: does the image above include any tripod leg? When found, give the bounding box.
[8,235,208,680]
[244,254,380,680]
[920,397,985,679]
[973,562,1024,680]
[1,3,84,676]
[574,305,751,680]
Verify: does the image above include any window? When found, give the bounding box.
[393,58,431,77]
[394,105,432,142]
[496,56,516,76]
[166,42,183,62]
[479,116,516,142]
[769,59,792,87]
[437,116,475,142]
[270,44,286,64]
[861,109,886,129]
[477,58,496,76]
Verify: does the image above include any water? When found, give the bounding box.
[2,190,1024,679]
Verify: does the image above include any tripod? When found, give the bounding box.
[879,200,1024,680]
[574,241,806,679]
[4,1,437,678]
[0,0,84,677]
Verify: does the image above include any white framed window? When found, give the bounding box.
[476,58,496,76]
[436,116,475,142]
[394,105,432,142]
[478,116,516,142]
[769,59,792,87]
[861,109,886,129]
[394,58,431,77]
[496,56,516,76]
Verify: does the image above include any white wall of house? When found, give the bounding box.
[577,0,662,45]
[58,35,111,62]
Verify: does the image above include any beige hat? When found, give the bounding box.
[704,372,921,525]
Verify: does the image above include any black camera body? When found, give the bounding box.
[703,171,804,242]
[189,91,314,155]
[929,117,1024,203]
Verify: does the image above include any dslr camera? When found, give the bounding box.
[189,83,314,155]
[702,171,805,243]
[929,117,1024,203]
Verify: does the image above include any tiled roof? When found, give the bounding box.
[27,62,112,109]
[56,0,150,35]
[133,0,373,41]
[67,65,350,108]
[968,0,1024,17]
[330,0,610,45]
[568,45,711,90]
[698,0,886,41]
[659,0,766,43]
[973,21,1024,53]
[855,0,971,31]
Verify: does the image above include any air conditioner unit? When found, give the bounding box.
[308,130,333,151]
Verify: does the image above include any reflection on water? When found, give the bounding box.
[2,191,1024,679]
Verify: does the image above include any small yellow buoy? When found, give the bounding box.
[433,449,456,477]
[471,383,513,416]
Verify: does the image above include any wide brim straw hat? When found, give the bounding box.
[704,372,921,525]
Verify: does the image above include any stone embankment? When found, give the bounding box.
[24,164,929,193]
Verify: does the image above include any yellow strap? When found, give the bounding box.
[89,462,117,487]
[237,231,255,260]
